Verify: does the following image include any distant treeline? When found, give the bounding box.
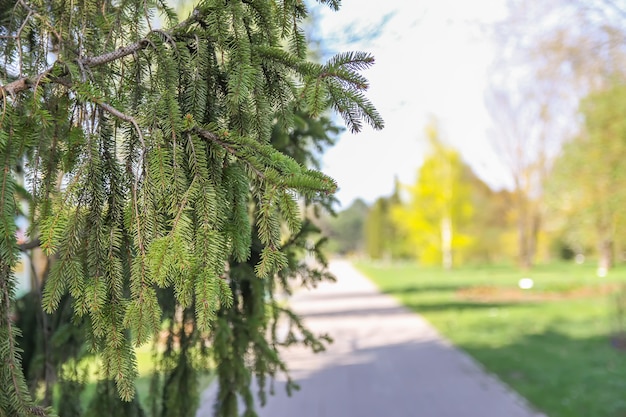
[323,110,626,271]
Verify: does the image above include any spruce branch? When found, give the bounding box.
[77,8,207,67]
[0,0,383,412]
[16,0,62,45]
[316,0,340,11]
[0,7,207,97]
[0,263,36,416]
[96,102,145,150]
[95,102,147,230]
[192,126,266,179]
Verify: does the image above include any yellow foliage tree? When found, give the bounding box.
[393,122,473,268]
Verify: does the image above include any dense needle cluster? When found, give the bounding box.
[0,0,382,415]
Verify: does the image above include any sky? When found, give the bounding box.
[309,0,511,208]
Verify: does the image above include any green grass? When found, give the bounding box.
[54,345,213,413]
[356,261,626,417]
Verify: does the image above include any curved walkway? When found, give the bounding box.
[197,260,546,417]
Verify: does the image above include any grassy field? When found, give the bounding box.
[54,345,213,413]
[356,261,626,417]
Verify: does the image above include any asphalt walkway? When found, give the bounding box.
[197,260,546,417]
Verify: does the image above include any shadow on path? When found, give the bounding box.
[250,338,545,417]
[196,261,546,417]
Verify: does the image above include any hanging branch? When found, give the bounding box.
[192,126,266,179]
[0,7,207,97]
[0,0,384,413]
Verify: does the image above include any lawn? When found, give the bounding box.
[53,345,213,413]
[356,261,626,417]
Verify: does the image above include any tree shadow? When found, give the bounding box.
[250,329,626,417]
[249,339,546,417]
[381,284,467,294]
[297,300,535,319]
[297,305,409,319]
[301,291,393,301]
[402,300,537,313]
[460,329,626,417]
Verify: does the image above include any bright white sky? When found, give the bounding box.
[310,0,511,208]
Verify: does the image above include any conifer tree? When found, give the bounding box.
[0,0,383,415]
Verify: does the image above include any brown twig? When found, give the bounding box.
[1,66,57,97]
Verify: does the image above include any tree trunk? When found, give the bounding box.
[528,209,541,264]
[441,216,452,270]
[598,237,614,273]
[516,192,537,271]
[517,215,531,270]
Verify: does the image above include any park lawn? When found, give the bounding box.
[356,261,626,417]
[55,344,213,412]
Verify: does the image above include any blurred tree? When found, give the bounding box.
[463,170,516,264]
[392,123,473,269]
[489,0,626,268]
[364,179,407,261]
[364,198,387,260]
[498,0,626,95]
[549,82,626,271]
[485,87,551,269]
[325,198,369,255]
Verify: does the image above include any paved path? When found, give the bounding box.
[197,260,546,417]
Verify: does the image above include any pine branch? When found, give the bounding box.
[192,126,266,179]
[0,263,36,416]
[15,0,62,45]
[0,7,207,98]
[0,0,383,412]
[96,102,144,149]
